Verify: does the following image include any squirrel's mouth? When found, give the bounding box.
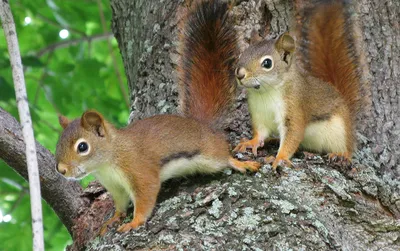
[72,165,89,180]
[237,78,261,89]
[73,171,89,180]
[56,162,88,180]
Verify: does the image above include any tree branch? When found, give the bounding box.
[34,13,87,37]
[0,107,87,236]
[36,32,113,57]
[14,1,87,37]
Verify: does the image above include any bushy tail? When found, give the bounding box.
[298,0,365,116]
[177,0,238,128]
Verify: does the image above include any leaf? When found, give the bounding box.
[22,56,44,67]
[0,58,10,68]
[53,63,75,73]
[0,77,14,100]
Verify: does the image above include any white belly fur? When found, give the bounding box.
[248,88,346,154]
[93,164,134,212]
[301,115,347,153]
[247,88,285,140]
[160,156,226,182]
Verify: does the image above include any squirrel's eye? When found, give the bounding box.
[77,142,88,153]
[74,138,90,156]
[261,58,273,69]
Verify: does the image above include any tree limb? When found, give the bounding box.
[0,107,87,236]
[14,1,87,37]
[36,32,113,57]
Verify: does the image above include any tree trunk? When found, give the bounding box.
[357,0,400,177]
[80,0,399,250]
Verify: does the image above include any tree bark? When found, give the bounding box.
[110,0,181,120]
[357,0,400,177]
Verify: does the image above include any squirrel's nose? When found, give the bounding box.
[57,163,67,175]
[235,67,247,80]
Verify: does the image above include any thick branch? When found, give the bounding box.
[0,108,86,235]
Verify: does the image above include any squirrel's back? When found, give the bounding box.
[177,0,238,128]
[298,0,364,116]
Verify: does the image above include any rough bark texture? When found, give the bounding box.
[87,161,400,250]
[74,0,400,250]
[110,0,180,120]
[357,0,400,177]
[0,108,87,235]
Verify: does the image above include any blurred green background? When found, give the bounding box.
[0,0,128,250]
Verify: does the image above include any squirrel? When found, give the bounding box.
[55,0,260,236]
[233,0,367,170]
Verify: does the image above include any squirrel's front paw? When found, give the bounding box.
[233,138,264,156]
[117,217,145,233]
[272,156,292,171]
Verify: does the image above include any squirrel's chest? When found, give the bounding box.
[247,90,285,136]
[93,165,132,197]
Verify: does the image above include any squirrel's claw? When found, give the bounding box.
[272,156,292,171]
[229,157,261,173]
[233,138,264,157]
[116,223,134,233]
[327,153,352,167]
[265,155,275,164]
[99,211,124,236]
[117,216,145,233]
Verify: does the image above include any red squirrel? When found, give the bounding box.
[233,0,368,170]
[55,0,260,235]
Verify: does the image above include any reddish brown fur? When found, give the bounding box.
[299,0,362,116]
[177,0,238,128]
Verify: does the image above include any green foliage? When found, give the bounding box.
[0,0,128,249]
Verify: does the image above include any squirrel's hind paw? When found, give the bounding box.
[99,211,124,236]
[272,156,292,171]
[117,216,145,233]
[229,157,261,173]
[327,153,352,167]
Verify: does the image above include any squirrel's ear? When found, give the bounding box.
[81,110,106,137]
[249,29,263,44]
[58,115,70,129]
[275,32,295,53]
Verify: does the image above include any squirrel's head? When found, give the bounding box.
[55,110,113,180]
[235,33,296,90]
